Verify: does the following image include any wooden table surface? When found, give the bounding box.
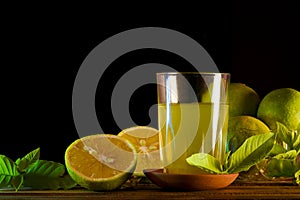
[0,179,299,200]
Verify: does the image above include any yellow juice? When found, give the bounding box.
[158,102,229,174]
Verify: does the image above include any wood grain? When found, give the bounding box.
[0,182,300,200]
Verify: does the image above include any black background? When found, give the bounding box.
[1,1,299,163]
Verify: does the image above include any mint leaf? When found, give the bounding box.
[16,148,40,172]
[0,155,20,187]
[186,153,223,174]
[23,160,77,190]
[227,132,275,173]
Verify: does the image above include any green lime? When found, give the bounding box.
[227,115,270,152]
[65,134,137,191]
[228,83,260,117]
[257,88,300,131]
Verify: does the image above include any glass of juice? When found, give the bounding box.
[157,72,230,174]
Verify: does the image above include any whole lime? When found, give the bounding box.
[228,83,260,117]
[257,88,300,131]
[227,115,270,152]
[227,115,271,181]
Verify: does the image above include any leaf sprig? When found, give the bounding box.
[0,148,77,191]
[186,132,276,174]
[267,122,300,181]
[186,122,300,184]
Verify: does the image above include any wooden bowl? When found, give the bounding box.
[143,168,239,190]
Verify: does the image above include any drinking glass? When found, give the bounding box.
[157,72,230,174]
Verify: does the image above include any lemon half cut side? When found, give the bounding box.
[118,126,162,177]
[65,134,137,191]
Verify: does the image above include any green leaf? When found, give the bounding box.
[275,122,293,149]
[25,160,65,177]
[227,132,275,173]
[295,170,300,185]
[223,151,231,171]
[23,160,77,190]
[186,153,223,174]
[11,175,23,191]
[273,150,297,160]
[0,155,20,187]
[268,143,287,157]
[293,132,300,151]
[16,148,40,172]
[23,174,77,190]
[266,158,298,177]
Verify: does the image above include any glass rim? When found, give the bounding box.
[156,72,230,76]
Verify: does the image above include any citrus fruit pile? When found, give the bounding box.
[227,84,300,152]
[227,83,270,152]
[227,83,300,180]
[65,126,161,190]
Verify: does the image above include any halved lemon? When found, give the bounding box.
[65,134,137,191]
[118,126,162,176]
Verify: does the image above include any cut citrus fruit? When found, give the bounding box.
[65,134,137,191]
[118,126,162,176]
